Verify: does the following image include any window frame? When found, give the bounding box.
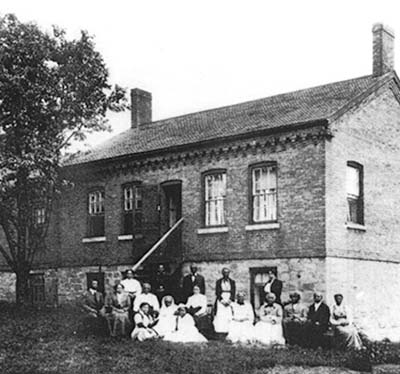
[248,161,279,224]
[346,161,364,225]
[86,188,105,238]
[201,169,227,228]
[121,181,143,235]
[33,206,46,226]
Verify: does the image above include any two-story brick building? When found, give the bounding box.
[1,24,400,341]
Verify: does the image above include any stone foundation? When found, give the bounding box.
[1,256,399,342]
[182,257,327,306]
[0,271,16,302]
[325,257,400,342]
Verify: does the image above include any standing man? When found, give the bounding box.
[213,268,236,336]
[263,269,283,305]
[306,291,331,349]
[121,269,142,321]
[182,265,205,302]
[121,269,142,302]
[153,264,170,303]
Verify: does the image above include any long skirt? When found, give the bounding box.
[164,328,207,343]
[193,314,214,338]
[153,316,176,337]
[334,324,363,350]
[111,311,130,336]
[213,302,233,333]
[254,321,285,345]
[131,326,158,341]
[283,321,306,347]
[226,321,254,344]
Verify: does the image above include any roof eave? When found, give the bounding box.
[64,118,330,170]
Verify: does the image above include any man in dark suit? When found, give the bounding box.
[306,292,331,348]
[182,265,205,302]
[263,269,283,305]
[78,280,109,335]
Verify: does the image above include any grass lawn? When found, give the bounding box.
[0,303,398,374]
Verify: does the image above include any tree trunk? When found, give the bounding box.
[16,269,31,305]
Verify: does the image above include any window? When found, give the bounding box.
[251,163,277,223]
[122,184,142,235]
[34,207,46,226]
[204,171,226,226]
[87,190,105,237]
[346,162,363,224]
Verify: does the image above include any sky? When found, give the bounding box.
[2,0,400,150]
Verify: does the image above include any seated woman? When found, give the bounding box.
[186,285,211,336]
[131,302,159,341]
[154,295,178,337]
[163,304,207,343]
[108,283,131,337]
[330,294,362,350]
[226,292,255,344]
[254,292,285,345]
[283,291,308,346]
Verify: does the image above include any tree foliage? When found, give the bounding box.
[0,13,127,303]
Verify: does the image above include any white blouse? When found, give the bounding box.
[186,294,207,315]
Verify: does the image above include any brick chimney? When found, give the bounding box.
[130,88,152,128]
[372,23,395,77]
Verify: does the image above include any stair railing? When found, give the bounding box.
[131,217,184,271]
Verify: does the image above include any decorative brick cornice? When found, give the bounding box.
[69,124,333,181]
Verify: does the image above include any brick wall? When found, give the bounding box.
[326,84,400,261]
[50,128,326,269]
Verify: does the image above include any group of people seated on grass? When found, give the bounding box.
[79,265,362,350]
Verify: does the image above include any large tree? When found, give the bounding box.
[0,14,127,304]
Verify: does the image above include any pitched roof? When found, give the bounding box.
[66,73,392,166]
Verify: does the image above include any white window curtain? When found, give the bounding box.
[346,166,360,197]
[34,208,46,225]
[252,165,277,222]
[88,191,104,214]
[346,164,362,223]
[205,172,226,226]
[123,186,133,211]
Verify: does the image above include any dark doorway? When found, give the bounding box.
[29,273,45,305]
[160,181,182,231]
[249,266,277,310]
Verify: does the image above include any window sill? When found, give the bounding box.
[118,234,144,241]
[197,226,228,234]
[245,222,280,231]
[345,222,366,231]
[82,236,106,243]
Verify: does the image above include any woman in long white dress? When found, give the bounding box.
[163,304,207,343]
[226,292,255,344]
[213,271,234,334]
[254,292,285,345]
[330,294,362,350]
[131,302,159,341]
[154,295,177,337]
